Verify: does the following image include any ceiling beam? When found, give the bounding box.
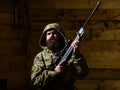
[28,9,120,21]
[29,0,120,9]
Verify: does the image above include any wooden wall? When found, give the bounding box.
[0,0,120,90]
[0,0,28,90]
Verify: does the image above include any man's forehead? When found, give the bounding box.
[46,29,57,33]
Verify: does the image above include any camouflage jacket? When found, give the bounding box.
[31,48,89,90]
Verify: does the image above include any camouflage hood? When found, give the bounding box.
[39,23,67,49]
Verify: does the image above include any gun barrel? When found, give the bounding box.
[82,1,101,28]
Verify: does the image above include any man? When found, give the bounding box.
[31,23,89,90]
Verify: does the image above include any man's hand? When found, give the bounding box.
[54,59,66,74]
[54,64,64,74]
[71,40,80,51]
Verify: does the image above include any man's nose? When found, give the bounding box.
[50,33,54,37]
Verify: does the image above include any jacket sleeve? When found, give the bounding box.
[31,53,58,87]
[69,50,90,79]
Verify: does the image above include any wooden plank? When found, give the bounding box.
[80,41,120,52]
[75,80,120,90]
[0,25,26,39]
[28,29,120,41]
[29,0,120,9]
[0,40,25,56]
[29,9,120,21]
[64,29,120,40]
[0,55,26,73]
[84,51,120,69]
[75,80,101,90]
[29,21,120,31]
[85,69,120,80]
[88,29,120,40]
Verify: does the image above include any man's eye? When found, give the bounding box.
[47,33,51,35]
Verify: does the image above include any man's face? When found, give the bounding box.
[46,29,59,42]
[45,29,65,52]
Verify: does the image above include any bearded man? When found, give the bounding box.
[31,23,89,90]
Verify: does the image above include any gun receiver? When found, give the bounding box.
[54,1,101,66]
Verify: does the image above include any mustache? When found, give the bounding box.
[46,38,57,45]
[48,38,57,41]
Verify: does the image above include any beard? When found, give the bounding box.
[46,39,63,53]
